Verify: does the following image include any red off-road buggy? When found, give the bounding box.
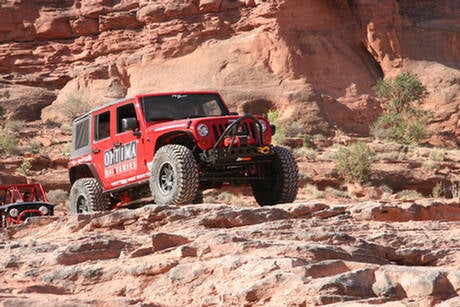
[0,183,55,227]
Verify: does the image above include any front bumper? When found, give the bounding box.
[202,144,274,167]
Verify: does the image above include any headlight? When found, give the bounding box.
[39,206,49,215]
[9,208,19,218]
[258,120,267,133]
[197,123,209,137]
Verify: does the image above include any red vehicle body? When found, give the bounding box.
[0,183,55,227]
[68,91,298,213]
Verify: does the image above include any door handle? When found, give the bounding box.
[113,142,122,147]
[93,149,101,154]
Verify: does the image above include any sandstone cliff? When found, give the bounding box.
[0,0,458,142]
[1,2,460,306]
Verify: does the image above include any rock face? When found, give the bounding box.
[1,201,460,306]
[0,0,458,143]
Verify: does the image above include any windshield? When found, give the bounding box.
[141,93,228,122]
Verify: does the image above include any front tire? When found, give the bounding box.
[150,144,198,205]
[69,178,110,213]
[252,146,299,206]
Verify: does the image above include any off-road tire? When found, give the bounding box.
[150,144,198,205]
[252,146,299,206]
[69,178,111,213]
[192,191,204,204]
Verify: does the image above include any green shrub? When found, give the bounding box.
[396,189,422,200]
[372,72,429,144]
[267,109,286,145]
[374,71,428,113]
[16,159,32,175]
[285,121,303,137]
[5,120,25,134]
[325,187,350,199]
[302,184,325,199]
[0,105,6,124]
[63,94,91,121]
[303,135,314,148]
[405,119,427,143]
[379,185,393,194]
[23,139,42,154]
[449,180,460,198]
[45,119,61,128]
[0,132,19,155]
[371,112,406,141]
[0,90,10,100]
[429,149,446,162]
[293,147,316,160]
[432,182,444,198]
[421,160,437,170]
[336,142,375,184]
[47,189,69,205]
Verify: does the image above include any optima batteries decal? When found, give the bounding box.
[104,141,137,177]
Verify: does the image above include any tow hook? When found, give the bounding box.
[257,146,271,154]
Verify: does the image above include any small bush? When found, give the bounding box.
[47,189,69,205]
[429,149,446,162]
[396,189,422,200]
[298,171,310,181]
[432,182,445,198]
[336,142,375,184]
[405,119,427,143]
[16,160,32,175]
[0,90,10,100]
[303,135,314,148]
[373,71,428,113]
[0,105,6,123]
[45,119,61,128]
[448,180,460,198]
[371,112,406,141]
[285,121,303,137]
[379,185,394,195]
[267,109,286,145]
[0,132,19,155]
[325,187,350,199]
[216,192,233,203]
[372,72,429,144]
[5,120,25,134]
[23,140,42,154]
[302,184,325,199]
[63,94,92,121]
[293,147,316,160]
[421,160,437,170]
[204,191,246,206]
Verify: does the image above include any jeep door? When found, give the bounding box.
[92,108,113,188]
[103,101,148,189]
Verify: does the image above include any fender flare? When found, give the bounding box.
[69,163,102,186]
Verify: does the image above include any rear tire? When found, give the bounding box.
[150,144,198,205]
[69,178,110,213]
[192,191,204,204]
[252,146,299,206]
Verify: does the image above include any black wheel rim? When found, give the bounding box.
[158,162,174,194]
[76,195,88,213]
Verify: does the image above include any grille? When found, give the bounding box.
[211,122,253,141]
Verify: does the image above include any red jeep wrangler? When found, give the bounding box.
[68,92,298,213]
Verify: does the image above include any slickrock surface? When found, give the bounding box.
[1,200,459,306]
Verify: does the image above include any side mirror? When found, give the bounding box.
[121,117,139,132]
[270,124,276,136]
